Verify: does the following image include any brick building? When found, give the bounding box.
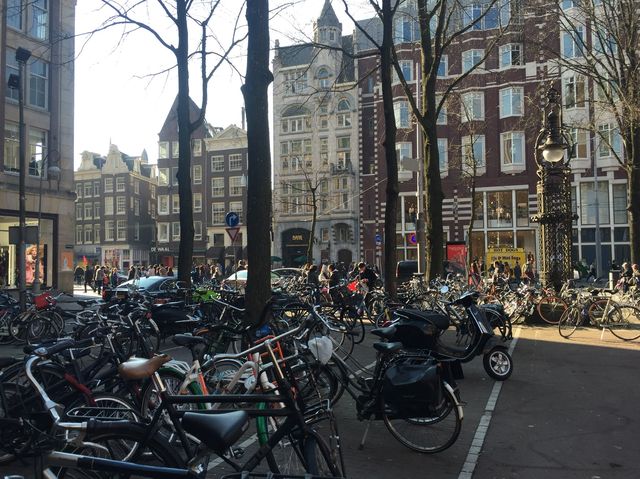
[155,97,248,271]
[74,146,157,269]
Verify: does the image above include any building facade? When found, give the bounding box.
[272,0,360,267]
[74,146,157,270]
[0,0,76,291]
[155,97,248,272]
[355,1,630,275]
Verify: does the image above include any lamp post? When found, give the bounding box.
[531,88,576,291]
[32,151,61,294]
[8,47,32,311]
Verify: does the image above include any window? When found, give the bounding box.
[436,97,447,125]
[115,220,126,241]
[499,87,523,117]
[598,123,622,158]
[613,184,628,224]
[211,178,224,197]
[94,224,101,243]
[84,225,93,244]
[171,167,179,186]
[394,14,418,43]
[84,182,92,198]
[29,59,48,109]
[94,181,100,196]
[229,201,243,223]
[116,196,126,215]
[172,195,180,214]
[134,223,140,241]
[463,2,500,30]
[320,138,329,166]
[212,203,225,225]
[193,193,202,213]
[7,0,22,29]
[104,197,114,216]
[6,52,19,102]
[28,128,47,177]
[104,177,113,192]
[76,204,82,221]
[281,105,311,133]
[396,142,412,169]
[501,132,526,167]
[192,139,202,156]
[487,191,513,227]
[151,185,156,199]
[158,142,169,159]
[94,202,101,218]
[462,135,486,172]
[516,190,529,227]
[561,0,575,9]
[75,184,83,200]
[84,203,93,220]
[283,70,308,94]
[3,122,19,171]
[564,75,585,109]
[105,221,115,241]
[461,92,484,121]
[336,99,351,127]
[437,55,448,77]
[570,128,588,159]
[158,195,169,215]
[76,226,83,244]
[394,100,411,128]
[134,199,140,216]
[562,27,585,58]
[230,176,244,196]
[317,67,330,89]
[194,221,203,240]
[158,223,169,243]
[229,154,243,171]
[211,156,224,172]
[395,60,413,82]
[30,0,48,40]
[116,177,125,192]
[158,168,169,186]
[438,138,448,175]
[171,141,179,158]
[462,49,484,73]
[580,181,609,225]
[499,44,522,68]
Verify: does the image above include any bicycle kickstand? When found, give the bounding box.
[358,417,374,450]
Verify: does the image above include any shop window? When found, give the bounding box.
[516,190,529,227]
[580,181,609,224]
[487,191,513,227]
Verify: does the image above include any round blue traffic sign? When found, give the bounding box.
[225,212,240,227]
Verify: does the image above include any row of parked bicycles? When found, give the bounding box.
[0,273,519,479]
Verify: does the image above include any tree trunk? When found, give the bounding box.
[380,0,399,298]
[308,187,318,264]
[467,174,477,265]
[243,0,273,328]
[175,0,194,285]
[629,163,640,265]
[423,116,444,280]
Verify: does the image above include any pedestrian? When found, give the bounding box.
[74,265,84,285]
[587,263,597,281]
[469,259,481,286]
[128,265,136,281]
[84,264,94,293]
[158,264,167,276]
[213,266,223,283]
[167,267,174,277]
[94,265,105,294]
[110,268,119,288]
[148,264,156,277]
[513,260,522,284]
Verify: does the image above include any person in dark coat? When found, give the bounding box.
[128,265,136,281]
[84,265,95,293]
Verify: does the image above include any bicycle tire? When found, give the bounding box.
[606,304,640,341]
[140,368,203,417]
[55,422,184,478]
[339,307,366,345]
[537,295,568,324]
[558,307,581,338]
[290,360,343,408]
[587,298,610,325]
[382,381,462,453]
[304,429,344,477]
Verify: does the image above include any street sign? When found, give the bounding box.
[226,227,240,242]
[225,212,240,227]
[375,233,382,246]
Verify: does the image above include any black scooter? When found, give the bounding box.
[372,289,514,380]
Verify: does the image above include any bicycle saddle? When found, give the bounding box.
[182,410,249,455]
[373,341,403,353]
[172,334,207,349]
[370,326,396,339]
[118,354,171,380]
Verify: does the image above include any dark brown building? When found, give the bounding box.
[74,146,157,269]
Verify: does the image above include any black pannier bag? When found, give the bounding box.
[383,358,444,418]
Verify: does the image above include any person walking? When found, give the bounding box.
[94,266,105,294]
[84,264,94,293]
[110,268,119,288]
[513,260,522,284]
[74,265,84,285]
[128,265,136,281]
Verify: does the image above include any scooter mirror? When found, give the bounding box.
[440,285,449,294]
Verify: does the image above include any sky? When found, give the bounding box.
[73,0,370,168]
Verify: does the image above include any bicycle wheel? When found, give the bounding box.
[290,360,343,408]
[304,429,344,477]
[606,304,640,341]
[383,382,462,453]
[55,421,184,478]
[537,295,568,324]
[558,307,581,338]
[339,307,366,344]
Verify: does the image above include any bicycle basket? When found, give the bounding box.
[34,292,52,310]
[383,357,444,418]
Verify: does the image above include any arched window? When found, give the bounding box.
[317,68,330,89]
[281,105,311,133]
[336,99,351,127]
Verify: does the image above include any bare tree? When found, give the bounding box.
[547,0,640,263]
[243,0,273,328]
[92,1,245,284]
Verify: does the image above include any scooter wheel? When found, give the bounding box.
[483,346,513,381]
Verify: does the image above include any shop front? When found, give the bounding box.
[281,228,310,267]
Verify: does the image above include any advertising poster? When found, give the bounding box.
[486,247,526,268]
[25,244,46,285]
[446,242,467,275]
[61,251,74,272]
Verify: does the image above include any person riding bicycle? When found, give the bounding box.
[354,262,378,293]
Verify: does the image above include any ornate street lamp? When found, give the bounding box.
[531,88,576,291]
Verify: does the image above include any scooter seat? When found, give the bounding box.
[373,341,403,353]
[396,309,450,331]
[371,326,396,339]
[182,411,249,454]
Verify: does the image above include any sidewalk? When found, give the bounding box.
[71,283,102,299]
